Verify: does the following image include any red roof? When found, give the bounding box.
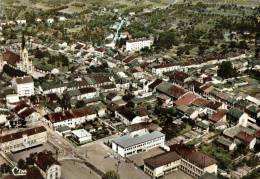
[2,50,20,65]
[170,144,217,169]
[174,92,198,106]
[168,85,187,99]
[0,126,46,143]
[210,111,226,123]
[255,130,260,139]
[235,131,255,144]
[45,107,95,123]
[192,98,210,107]
[35,151,60,172]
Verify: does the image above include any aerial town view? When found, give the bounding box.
[0,0,259,179]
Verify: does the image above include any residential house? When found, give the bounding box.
[44,107,97,129]
[34,151,61,179]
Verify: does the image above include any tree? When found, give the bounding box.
[217,61,237,79]
[103,171,120,179]
[155,30,178,49]
[17,159,27,169]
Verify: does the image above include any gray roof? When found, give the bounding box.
[112,131,165,148]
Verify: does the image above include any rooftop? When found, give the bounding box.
[144,151,181,169]
[112,131,165,148]
[0,126,46,143]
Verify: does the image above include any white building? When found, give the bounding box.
[126,38,153,52]
[112,131,165,157]
[0,126,47,153]
[71,129,92,144]
[12,76,34,97]
[144,144,218,179]
[152,64,180,76]
[44,107,97,129]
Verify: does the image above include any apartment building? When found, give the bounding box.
[112,131,165,157]
[12,76,34,97]
[144,144,218,179]
[0,126,47,153]
[126,38,153,52]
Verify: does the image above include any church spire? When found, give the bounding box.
[21,31,25,50]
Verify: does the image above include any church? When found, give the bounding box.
[0,33,34,74]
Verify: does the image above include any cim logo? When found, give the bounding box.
[12,167,27,176]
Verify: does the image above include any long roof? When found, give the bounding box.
[112,131,165,148]
[0,126,46,143]
[144,151,181,169]
[170,144,217,169]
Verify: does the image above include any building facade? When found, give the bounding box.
[112,131,165,157]
[144,145,218,179]
[0,126,47,153]
[12,76,34,97]
[126,38,153,52]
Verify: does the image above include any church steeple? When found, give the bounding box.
[21,31,25,50]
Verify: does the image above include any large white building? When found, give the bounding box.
[144,144,218,179]
[112,131,165,157]
[126,38,153,52]
[0,126,47,153]
[12,76,34,97]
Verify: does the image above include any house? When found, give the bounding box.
[195,121,210,134]
[165,71,190,85]
[44,107,97,129]
[71,129,92,144]
[148,79,163,92]
[209,111,227,124]
[12,101,40,123]
[115,106,148,125]
[112,131,165,157]
[152,64,180,76]
[234,131,256,150]
[34,151,61,179]
[12,76,34,97]
[66,87,98,100]
[223,126,256,150]
[106,93,122,103]
[144,144,218,179]
[0,126,47,153]
[126,38,153,52]
[123,122,161,137]
[156,82,187,100]
[174,92,198,107]
[216,136,236,151]
[228,108,249,127]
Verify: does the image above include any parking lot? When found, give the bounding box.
[61,160,100,179]
[79,142,150,179]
